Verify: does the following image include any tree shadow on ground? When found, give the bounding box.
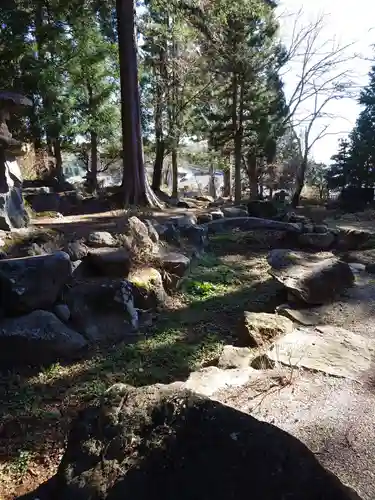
[0,262,287,491]
[0,232,361,498]
[19,387,361,500]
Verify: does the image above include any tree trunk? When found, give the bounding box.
[117,0,146,205]
[54,137,63,182]
[208,134,216,199]
[209,162,216,199]
[152,139,165,191]
[172,147,178,198]
[231,75,239,202]
[233,77,244,204]
[223,167,231,198]
[88,130,98,192]
[247,152,258,200]
[292,155,308,207]
[46,136,53,156]
[234,130,243,202]
[151,47,166,192]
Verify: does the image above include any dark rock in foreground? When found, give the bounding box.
[0,251,72,315]
[0,310,87,367]
[23,384,360,500]
[85,247,131,278]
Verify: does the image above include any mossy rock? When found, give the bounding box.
[129,267,167,310]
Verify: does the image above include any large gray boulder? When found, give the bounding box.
[197,212,213,224]
[0,156,29,230]
[64,280,135,342]
[0,251,72,315]
[247,200,279,219]
[64,239,88,261]
[238,311,293,348]
[65,276,160,342]
[86,231,117,248]
[335,228,375,251]
[222,206,248,218]
[298,231,335,250]
[0,310,87,367]
[28,192,60,213]
[24,384,361,500]
[180,224,208,249]
[158,251,190,277]
[267,249,355,305]
[85,247,131,278]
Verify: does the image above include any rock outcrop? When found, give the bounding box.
[205,217,301,235]
[0,310,87,366]
[0,251,72,315]
[0,112,29,230]
[238,311,294,347]
[268,249,355,305]
[247,200,279,219]
[267,325,375,382]
[24,384,361,500]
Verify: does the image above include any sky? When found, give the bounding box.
[278,0,375,163]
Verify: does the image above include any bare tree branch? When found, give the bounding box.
[280,10,358,205]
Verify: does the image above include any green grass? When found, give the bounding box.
[0,239,276,497]
[5,450,32,479]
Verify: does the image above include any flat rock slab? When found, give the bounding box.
[238,311,293,348]
[218,345,253,369]
[339,249,375,266]
[267,325,375,381]
[276,305,321,326]
[184,366,255,396]
[216,371,374,499]
[205,217,301,234]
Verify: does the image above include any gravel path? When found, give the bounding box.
[215,252,375,500]
[216,371,375,499]
[306,270,375,339]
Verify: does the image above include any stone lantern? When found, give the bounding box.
[0,91,31,230]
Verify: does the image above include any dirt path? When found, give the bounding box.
[30,207,203,237]
[216,371,375,499]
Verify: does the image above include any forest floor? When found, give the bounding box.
[0,226,281,499]
[1,206,375,499]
